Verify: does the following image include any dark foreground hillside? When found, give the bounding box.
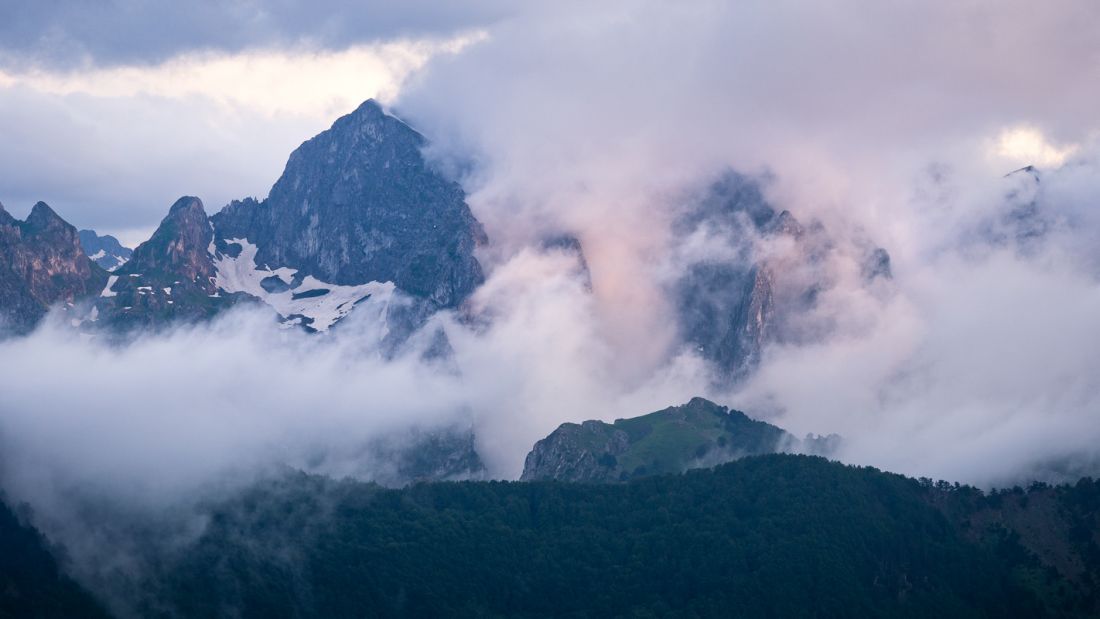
[121,455,1096,618]
[4,455,1099,618]
[0,497,110,618]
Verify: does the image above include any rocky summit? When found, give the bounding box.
[88,196,246,331]
[212,99,487,309]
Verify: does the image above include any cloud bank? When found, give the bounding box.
[390,0,1100,488]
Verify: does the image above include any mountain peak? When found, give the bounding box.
[121,197,215,289]
[352,98,384,116]
[211,99,486,308]
[25,201,68,231]
[168,195,205,216]
[685,395,721,410]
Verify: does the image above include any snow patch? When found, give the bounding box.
[89,249,106,260]
[207,221,216,256]
[100,275,119,298]
[107,255,127,272]
[213,238,394,332]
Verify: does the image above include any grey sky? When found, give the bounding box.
[0,0,513,69]
[1,1,1097,243]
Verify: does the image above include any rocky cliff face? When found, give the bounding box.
[78,229,132,271]
[672,171,890,381]
[0,202,107,333]
[520,397,816,482]
[123,196,218,290]
[212,99,486,309]
[91,196,245,330]
[671,173,798,380]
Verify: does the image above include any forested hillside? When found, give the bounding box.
[113,455,1098,618]
[3,455,1098,617]
[0,497,110,618]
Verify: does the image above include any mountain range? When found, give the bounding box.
[0,98,885,379]
[0,97,873,497]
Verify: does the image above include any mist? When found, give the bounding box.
[0,239,710,553]
[2,2,1100,611]
[390,0,1100,488]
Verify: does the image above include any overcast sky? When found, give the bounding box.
[0,1,1093,244]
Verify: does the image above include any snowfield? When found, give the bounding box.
[212,238,395,332]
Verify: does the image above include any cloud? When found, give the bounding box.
[0,245,713,612]
[0,35,483,118]
[397,0,1100,255]
[0,0,513,69]
[0,240,711,535]
[993,126,1080,169]
[734,150,1100,488]
[390,0,1100,487]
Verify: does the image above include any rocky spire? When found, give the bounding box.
[212,99,487,309]
[120,196,216,291]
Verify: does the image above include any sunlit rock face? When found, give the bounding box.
[122,196,218,292]
[212,99,487,310]
[0,201,107,333]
